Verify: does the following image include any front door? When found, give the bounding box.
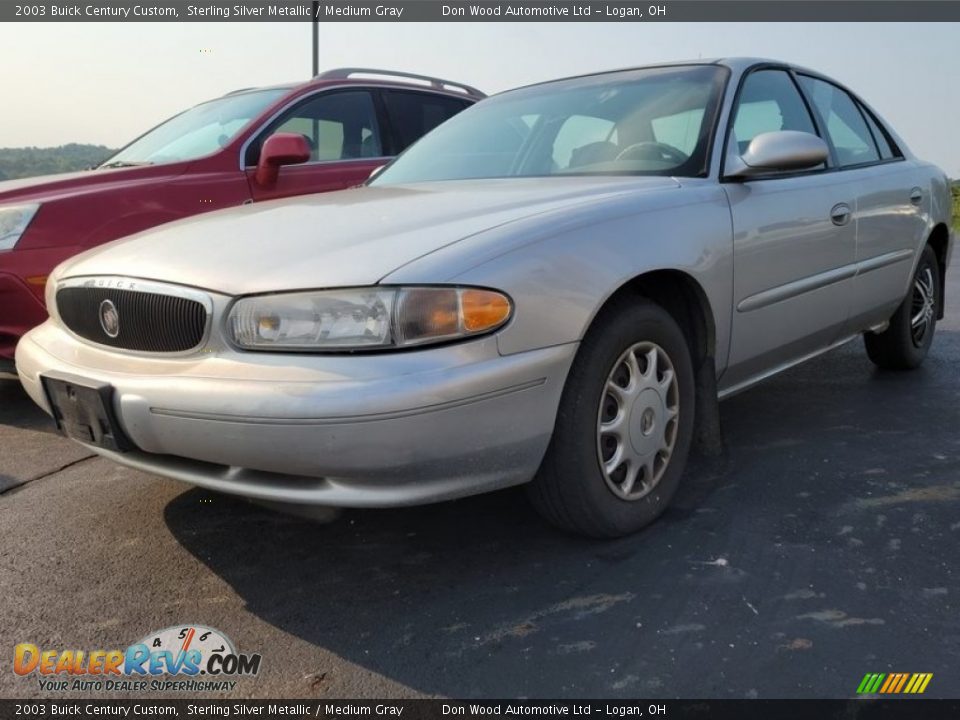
[245,88,388,201]
[720,68,858,393]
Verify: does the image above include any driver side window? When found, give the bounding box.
[245,90,382,166]
[729,70,818,160]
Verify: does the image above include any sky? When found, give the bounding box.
[2,21,958,176]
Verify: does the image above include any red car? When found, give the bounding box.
[0,68,483,366]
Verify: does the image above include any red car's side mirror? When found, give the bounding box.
[255,133,311,187]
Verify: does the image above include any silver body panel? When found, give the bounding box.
[16,57,955,507]
[18,326,575,506]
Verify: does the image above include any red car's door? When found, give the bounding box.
[245,158,382,201]
[245,88,389,202]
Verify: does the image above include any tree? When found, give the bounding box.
[0,144,116,181]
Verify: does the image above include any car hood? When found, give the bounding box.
[59,176,681,295]
[0,164,187,204]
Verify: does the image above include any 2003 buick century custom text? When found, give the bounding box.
[16,59,954,537]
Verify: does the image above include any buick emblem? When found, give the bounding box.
[99,299,120,338]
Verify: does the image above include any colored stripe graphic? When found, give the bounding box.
[858,673,932,694]
[857,673,884,694]
[907,673,932,694]
[882,673,903,693]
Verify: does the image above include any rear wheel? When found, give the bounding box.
[864,244,939,370]
[528,299,695,538]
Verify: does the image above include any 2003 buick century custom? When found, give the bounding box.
[16,59,954,537]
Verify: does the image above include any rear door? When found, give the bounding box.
[378,89,472,154]
[796,74,927,333]
[721,68,859,392]
[245,88,388,201]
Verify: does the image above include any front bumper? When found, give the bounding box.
[16,320,576,507]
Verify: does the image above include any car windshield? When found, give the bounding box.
[100,88,289,167]
[373,65,728,184]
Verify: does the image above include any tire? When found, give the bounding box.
[528,299,695,538]
[864,244,940,370]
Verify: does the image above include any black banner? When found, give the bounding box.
[3,1,960,23]
[2,700,960,720]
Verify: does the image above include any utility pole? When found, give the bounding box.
[311,1,319,76]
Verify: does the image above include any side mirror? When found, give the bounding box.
[726,130,829,179]
[255,133,311,187]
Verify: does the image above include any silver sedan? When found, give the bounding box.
[16,58,954,537]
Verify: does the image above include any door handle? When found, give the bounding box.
[909,187,923,205]
[830,203,852,226]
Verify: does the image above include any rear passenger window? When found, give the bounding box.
[729,70,818,157]
[861,106,898,160]
[798,76,881,167]
[382,91,471,153]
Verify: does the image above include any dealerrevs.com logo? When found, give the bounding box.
[14,625,262,693]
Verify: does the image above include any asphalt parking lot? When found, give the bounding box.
[1,261,958,700]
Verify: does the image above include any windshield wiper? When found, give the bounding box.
[98,160,154,169]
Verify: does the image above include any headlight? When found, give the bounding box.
[0,204,41,251]
[227,286,512,351]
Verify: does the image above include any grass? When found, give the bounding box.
[951,181,959,232]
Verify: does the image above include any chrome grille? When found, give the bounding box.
[56,284,208,353]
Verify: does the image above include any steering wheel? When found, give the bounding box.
[615,141,688,164]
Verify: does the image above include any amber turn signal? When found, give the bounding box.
[461,289,512,332]
[393,287,512,346]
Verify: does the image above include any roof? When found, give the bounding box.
[222,68,485,101]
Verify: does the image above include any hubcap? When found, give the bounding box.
[910,266,936,347]
[596,341,680,501]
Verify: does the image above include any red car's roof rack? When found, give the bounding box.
[315,68,486,99]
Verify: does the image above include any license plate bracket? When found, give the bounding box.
[41,373,133,452]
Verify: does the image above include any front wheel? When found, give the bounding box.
[528,300,695,538]
[864,244,940,370]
